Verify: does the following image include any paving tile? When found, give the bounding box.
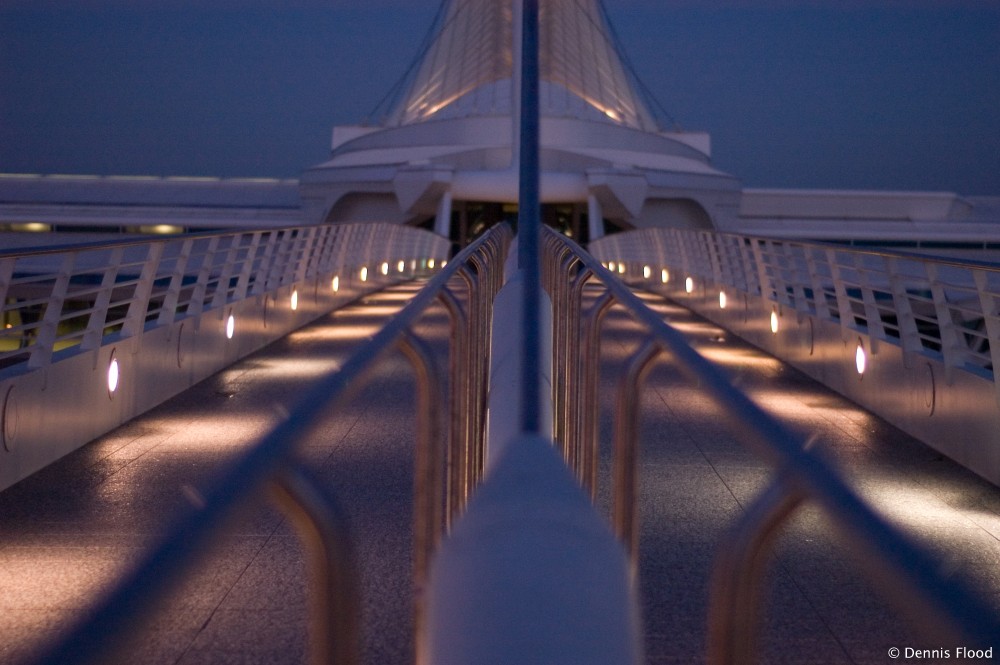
[177,608,309,665]
[0,608,83,665]
[626,289,1000,664]
[4,280,1000,665]
[0,543,146,610]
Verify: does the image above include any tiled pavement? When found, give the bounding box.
[1,281,998,664]
[0,283,437,665]
[599,290,1000,664]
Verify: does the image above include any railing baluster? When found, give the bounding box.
[269,464,361,665]
[436,285,470,526]
[612,338,661,566]
[28,253,74,369]
[571,226,1000,652]
[707,472,805,665]
[121,242,165,338]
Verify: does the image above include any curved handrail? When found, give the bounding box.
[28,224,511,665]
[543,227,999,655]
[0,222,448,370]
[589,226,1000,378]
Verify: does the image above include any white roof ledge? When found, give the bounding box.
[740,189,969,221]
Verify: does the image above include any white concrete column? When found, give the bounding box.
[434,190,453,239]
[587,193,605,241]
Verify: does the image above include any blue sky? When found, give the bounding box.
[1,1,998,194]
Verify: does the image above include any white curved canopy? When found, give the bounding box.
[386,0,659,131]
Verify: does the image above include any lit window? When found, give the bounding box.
[11,222,52,233]
[685,277,694,293]
[429,258,436,269]
[138,224,184,235]
[770,310,779,334]
[226,313,235,339]
[719,291,727,309]
[397,260,405,273]
[661,269,669,284]
[643,265,651,279]
[618,263,625,274]
[381,262,389,275]
[855,340,867,374]
[332,276,340,292]
[360,267,368,282]
[291,290,299,311]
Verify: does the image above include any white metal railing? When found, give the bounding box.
[556,228,999,661]
[0,223,449,372]
[589,227,1000,380]
[25,226,509,665]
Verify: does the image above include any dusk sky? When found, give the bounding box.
[1,1,998,194]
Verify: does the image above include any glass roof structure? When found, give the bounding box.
[381,0,660,132]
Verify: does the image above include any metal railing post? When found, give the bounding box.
[612,339,661,565]
[81,247,123,351]
[436,285,470,525]
[706,473,805,665]
[28,253,74,369]
[121,242,165,338]
[580,289,615,498]
[585,226,1000,650]
[187,236,221,317]
[269,464,361,665]
[564,265,592,478]
[928,262,965,373]
[516,0,542,436]
[397,330,445,665]
[467,252,494,484]
[888,256,924,358]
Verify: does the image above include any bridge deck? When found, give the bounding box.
[1,282,998,664]
[606,291,1000,663]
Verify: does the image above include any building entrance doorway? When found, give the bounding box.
[448,201,595,247]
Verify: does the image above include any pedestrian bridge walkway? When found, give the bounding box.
[1,266,998,664]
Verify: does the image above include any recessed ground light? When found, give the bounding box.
[107,353,120,396]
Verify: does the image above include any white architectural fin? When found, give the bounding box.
[386,0,658,131]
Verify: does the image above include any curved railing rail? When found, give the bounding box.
[27,224,512,665]
[542,227,999,663]
[588,227,1000,380]
[0,223,449,371]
